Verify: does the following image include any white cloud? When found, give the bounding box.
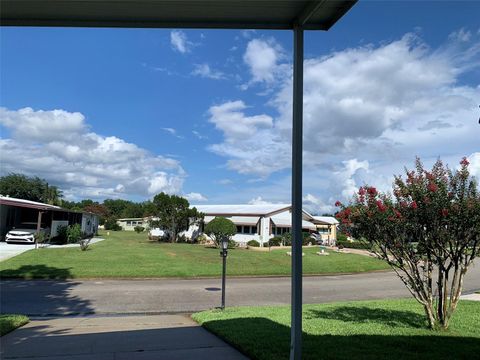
[207,100,288,177]
[192,130,207,140]
[161,127,184,139]
[0,107,186,200]
[248,196,273,205]
[170,30,193,54]
[192,63,225,80]
[302,193,335,215]
[467,152,480,179]
[184,192,208,202]
[243,38,284,86]
[208,30,480,206]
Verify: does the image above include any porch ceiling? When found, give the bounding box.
[0,0,356,30]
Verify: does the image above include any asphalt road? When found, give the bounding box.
[2,264,480,316]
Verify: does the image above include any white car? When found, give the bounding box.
[5,223,49,244]
[148,228,168,240]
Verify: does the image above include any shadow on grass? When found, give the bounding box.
[200,317,480,360]
[304,306,426,328]
[0,265,72,280]
[0,265,94,316]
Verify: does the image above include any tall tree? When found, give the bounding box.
[0,173,63,205]
[152,192,203,242]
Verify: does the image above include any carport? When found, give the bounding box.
[0,1,357,358]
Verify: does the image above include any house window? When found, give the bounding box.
[236,225,257,234]
[317,227,330,234]
[273,226,290,235]
[126,221,132,226]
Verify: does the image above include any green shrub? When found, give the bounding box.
[302,232,315,245]
[247,240,260,247]
[228,239,237,249]
[269,236,282,247]
[104,218,122,231]
[134,226,145,233]
[336,239,370,250]
[337,232,348,242]
[282,232,292,246]
[52,225,68,244]
[67,224,83,243]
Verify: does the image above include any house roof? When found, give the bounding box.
[0,195,62,211]
[311,216,339,225]
[270,214,316,230]
[194,204,291,216]
[204,215,260,225]
[0,195,95,215]
[0,1,357,30]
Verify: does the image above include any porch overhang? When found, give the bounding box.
[1,0,356,30]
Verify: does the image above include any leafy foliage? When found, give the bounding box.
[0,173,62,205]
[104,219,122,231]
[134,226,145,233]
[247,240,260,247]
[152,192,203,242]
[66,224,83,243]
[204,217,237,248]
[268,236,283,247]
[336,157,480,329]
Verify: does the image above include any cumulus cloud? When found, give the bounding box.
[184,192,208,202]
[243,38,285,86]
[248,196,273,205]
[302,193,335,215]
[207,100,289,177]
[0,107,186,200]
[170,30,193,53]
[467,152,480,179]
[209,30,480,205]
[191,63,226,80]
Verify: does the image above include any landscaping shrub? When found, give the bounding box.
[67,224,82,243]
[282,232,292,246]
[269,236,282,247]
[228,239,237,249]
[302,232,314,246]
[336,240,370,250]
[104,218,122,231]
[337,232,348,242]
[52,225,68,244]
[247,240,260,247]
[134,226,145,233]
[79,238,91,251]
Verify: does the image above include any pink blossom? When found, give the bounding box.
[460,157,470,167]
[411,201,418,209]
[427,182,438,192]
[335,201,342,207]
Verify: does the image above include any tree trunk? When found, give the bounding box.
[423,301,436,329]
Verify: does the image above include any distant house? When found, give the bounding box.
[116,218,146,231]
[0,195,99,241]
[185,204,338,247]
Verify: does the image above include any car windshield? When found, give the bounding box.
[16,223,38,230]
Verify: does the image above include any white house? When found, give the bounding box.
[186,204,338,247]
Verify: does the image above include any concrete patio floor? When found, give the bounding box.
[0,314,248,360]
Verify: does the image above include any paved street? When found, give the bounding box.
[2,264,480,315]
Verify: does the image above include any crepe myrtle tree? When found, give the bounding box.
[204,217,237,248]
[336,157,480,330]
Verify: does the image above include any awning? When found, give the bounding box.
[1,1,357,30]
[204,215,260,225]
[271,216,316,230]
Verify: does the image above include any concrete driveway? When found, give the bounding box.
[0,242,35,261]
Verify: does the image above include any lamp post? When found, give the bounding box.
[220,236,228,310]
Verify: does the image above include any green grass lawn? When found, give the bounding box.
[0,314,29,336]
[192,299,480,360]
[0,230,389,279]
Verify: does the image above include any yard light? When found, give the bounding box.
[220,236,229,310]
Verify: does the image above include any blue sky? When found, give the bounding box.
[1,1,479,213]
